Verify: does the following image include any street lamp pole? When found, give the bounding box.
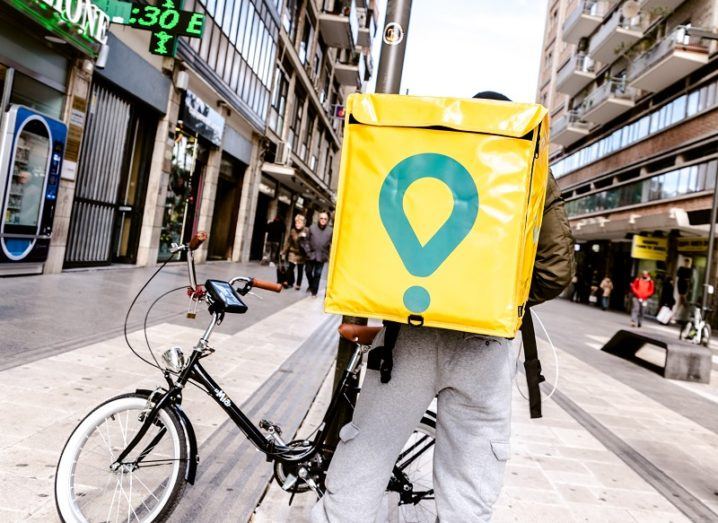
[701,174,718,313]
[325,0,413,449]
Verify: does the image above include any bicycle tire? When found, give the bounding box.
[55,392,188,523]
[383,414,437,522]
[701,325,711,347]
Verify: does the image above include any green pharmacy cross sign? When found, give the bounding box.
[96,0,205,56]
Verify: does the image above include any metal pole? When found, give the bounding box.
[701,173,718,314]
[325,0,413,450]
[374,0,413,95]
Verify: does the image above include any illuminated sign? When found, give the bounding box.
[9,0,110,54]
[95,0,205,56]
[38,0,110,43]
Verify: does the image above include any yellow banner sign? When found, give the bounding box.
[631,235,668,261]
[677,237,708,253]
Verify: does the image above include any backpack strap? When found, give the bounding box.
[367,320,401,383]
[520,310,545,419]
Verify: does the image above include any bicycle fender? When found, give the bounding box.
[135,389,198,485]
[171,404,199,485]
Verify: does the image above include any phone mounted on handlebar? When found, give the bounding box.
[205,279,248,314]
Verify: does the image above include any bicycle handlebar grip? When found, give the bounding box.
[251,278,283,293]
[189,232,208,251]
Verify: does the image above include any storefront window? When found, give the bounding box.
[158,132,206,261]
[9,71,64,120]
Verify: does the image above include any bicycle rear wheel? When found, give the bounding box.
[384,414,436,522]
[55,393,187,522]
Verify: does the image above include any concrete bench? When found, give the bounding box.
[601,329,712,384]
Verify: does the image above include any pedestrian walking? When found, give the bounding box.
[311,91,575,523]
[630,270,655,327]
[599,275,613,311]
[281,214,308,290]
[264,215,285,265]
[303,211,333,297]
[657,275,676,324]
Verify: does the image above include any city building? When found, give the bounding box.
[0,0,377,275]
[251,0,377,260]
[538,0,718,319]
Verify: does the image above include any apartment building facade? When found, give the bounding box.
[248,0,377,260]
[0,0,376,275]
[538,0,718,318]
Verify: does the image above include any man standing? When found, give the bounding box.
[311,91,574,522]
[303,212,333,296]
[599,275,613,311]
[264,215,285,265]
[630,270,655,327]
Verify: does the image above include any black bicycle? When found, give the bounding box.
[54,234,437,522]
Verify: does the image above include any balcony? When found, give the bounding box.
[628,26,710,93]
[551,111,593,147]
[640,0,685,12]
[556,54,596,96]
[581,78,638,124]
[334,51,362,87]
[562,0,609,44]
[319,0,359,49]
[588,9,645,64]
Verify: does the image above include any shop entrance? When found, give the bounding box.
[158,130,208,261]
[207,155,245,260]
[65,81,155,267]
[250,192,271,261]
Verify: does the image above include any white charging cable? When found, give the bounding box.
[514,309,560,401]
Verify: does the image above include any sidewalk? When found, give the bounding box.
[0,260,308,370]
[0,270,331,521]
[253,299,718,522]
[3,285,718,521]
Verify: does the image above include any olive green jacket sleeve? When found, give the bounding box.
[528,172,575,306]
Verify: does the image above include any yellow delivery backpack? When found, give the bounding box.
[325,94,549,338]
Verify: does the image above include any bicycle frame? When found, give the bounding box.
[111,315,368,471]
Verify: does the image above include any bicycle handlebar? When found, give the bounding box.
[189,232,207,251]
[251,278,283,293]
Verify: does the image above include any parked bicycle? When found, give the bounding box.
[54,233,437,522]
[679,302,712,347]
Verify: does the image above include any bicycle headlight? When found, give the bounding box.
[162,346,186,372]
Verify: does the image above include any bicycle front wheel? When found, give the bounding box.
[55,393,187,522]
[384,414,437,522]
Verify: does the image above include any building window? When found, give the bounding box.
[553,78,718,178]
[269,68,289,133]
[282,0,299,41]
[565,159,718,217]
[288,88,306,152]
[301,108,316,161]
[313,41,324,81]
[298,15,314,65]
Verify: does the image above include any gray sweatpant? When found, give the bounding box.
[312,326,514,522]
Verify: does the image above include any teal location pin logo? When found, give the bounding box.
[379,153,479,314]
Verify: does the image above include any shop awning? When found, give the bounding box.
[572,207,715,241]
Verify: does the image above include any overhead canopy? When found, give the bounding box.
[572,207,715,241]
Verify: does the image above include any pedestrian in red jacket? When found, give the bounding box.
[630,271,655,327]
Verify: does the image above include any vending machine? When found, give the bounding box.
[0,105,67,275]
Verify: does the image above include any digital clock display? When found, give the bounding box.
[125,0,205,56]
